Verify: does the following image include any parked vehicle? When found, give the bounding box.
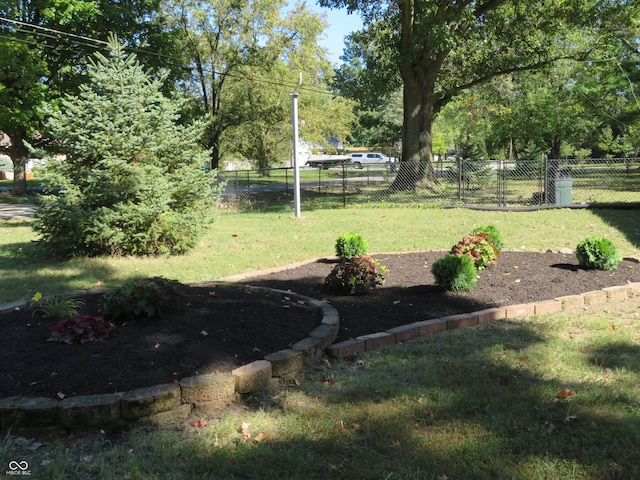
[350,152,395,169]
[305,154,351,169]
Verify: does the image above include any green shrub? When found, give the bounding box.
[431,254,478,292]
[100,276,187,321]
[451,232,500,270]
[335,232,369,260]
[32,38,222,257]
[324,254,387,295]
[576,237,622,271]
[472,225,503,251]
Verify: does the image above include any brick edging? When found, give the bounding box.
[326,282,640,358]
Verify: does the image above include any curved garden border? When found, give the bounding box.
[1,262,639,431]
[0,284,339,431]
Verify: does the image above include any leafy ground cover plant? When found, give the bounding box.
[30,294,85,319]
[451,231,500,270]
[576,237,622,270]
[324,254,387,295]
[100,276,187,321]
[431,253,478,292]
[47,315,114,344]
[472,225,503,250]
[335,232,369,260]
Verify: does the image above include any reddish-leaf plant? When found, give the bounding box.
[47,315,114,344]
[450,232,500,270]
[324,254,388,295]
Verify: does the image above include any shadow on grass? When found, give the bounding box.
[588,207,640,251]
[585,341,640,372]
[0,236,118,304]
[47,314,638,480]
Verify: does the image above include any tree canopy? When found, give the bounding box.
[166,0,354,169]
[0,0,179,193]
[324,0,640,188]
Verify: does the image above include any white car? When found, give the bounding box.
[349,152,394,169]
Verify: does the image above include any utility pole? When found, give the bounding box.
[290,73,302,218]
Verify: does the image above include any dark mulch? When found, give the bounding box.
[1,251,638,400]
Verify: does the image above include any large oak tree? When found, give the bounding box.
[324,0,639,190]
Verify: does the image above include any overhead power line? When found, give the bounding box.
[0,16,339,96]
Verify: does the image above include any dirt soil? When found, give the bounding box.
[1,251,638,400]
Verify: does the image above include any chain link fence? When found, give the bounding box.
[218,157,640,211]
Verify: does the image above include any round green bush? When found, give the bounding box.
[576,237,622,271]
[335,232,369,260]
[472,225,503,251]
[431,254,478,292]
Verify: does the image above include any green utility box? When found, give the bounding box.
[555,167,572,205]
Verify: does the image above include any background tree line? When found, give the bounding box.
[0,0,354,195]
[1,0,639,196]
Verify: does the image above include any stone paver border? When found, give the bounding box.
[0,284,339,430]
[326,282,640,358]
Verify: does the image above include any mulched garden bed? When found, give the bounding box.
[1,251,638,400]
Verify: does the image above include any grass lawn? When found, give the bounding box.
[1,206,639,305]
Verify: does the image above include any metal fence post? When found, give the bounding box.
[457,157,462,202]
[342,162,347,207]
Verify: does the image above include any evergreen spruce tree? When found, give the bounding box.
[34,36,221,257]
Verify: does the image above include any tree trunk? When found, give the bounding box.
[6,132,28,195]
[391,72,436,191]
[549,135,561,159]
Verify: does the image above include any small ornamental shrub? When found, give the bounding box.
[472,225,503,251]
[100,276,187,321]
[324,254,387,295]
[431,254,478,292]
[451,232,500,270]
[48,315,114,344]
[31,295,85,319]
[576,237,622,271]
[335,232,369,260]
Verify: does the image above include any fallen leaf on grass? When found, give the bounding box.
[200,330,208,336]
[390,440,401,449]
[337,420,347,434]
[56,392,65,399]
[239,421,252,442]
[557,388,574,399]
[194,418,207,428]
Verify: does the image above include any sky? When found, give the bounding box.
[304,2,364,64]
